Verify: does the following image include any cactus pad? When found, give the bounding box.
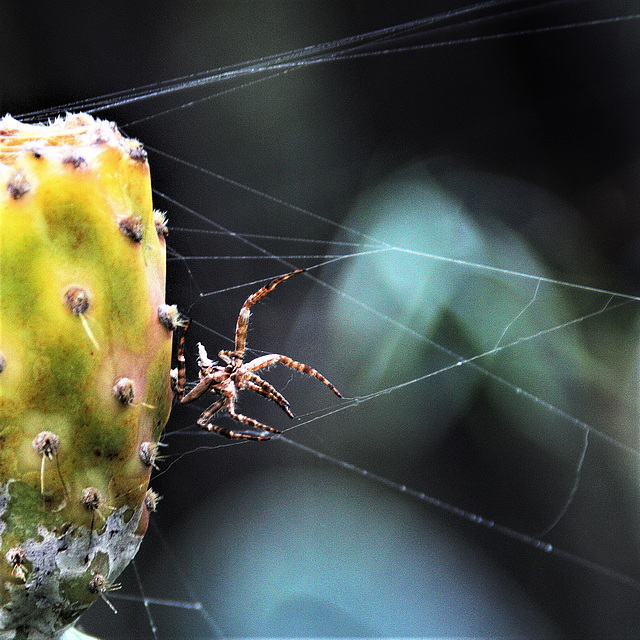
[0,114,173,639]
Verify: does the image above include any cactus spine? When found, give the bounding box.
[0,113,173,639]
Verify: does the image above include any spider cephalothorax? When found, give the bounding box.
[173,269,342,439]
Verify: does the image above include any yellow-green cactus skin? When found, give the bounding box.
[0,114,174,639]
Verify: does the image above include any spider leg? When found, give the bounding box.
[181,370,218,404]
[204,423,274,441]
[244,354,342,397]
[234,269,305,358]
[240,372,294,418]
[196,397,226,427]
[218,350,234,365]
[174,319,192,401]
[196,388,279,440]
[223,395,280,438]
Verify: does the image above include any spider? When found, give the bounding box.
[173,269,342,440]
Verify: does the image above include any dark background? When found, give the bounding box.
[2,2,640,638]
[4,1,640,281]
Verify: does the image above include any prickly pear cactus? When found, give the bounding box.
[0,114,174,639]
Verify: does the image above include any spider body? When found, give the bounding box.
[173,269,341,439]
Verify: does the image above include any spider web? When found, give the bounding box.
[6,1,640,638]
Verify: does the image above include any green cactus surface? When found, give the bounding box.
[0,114,174,639]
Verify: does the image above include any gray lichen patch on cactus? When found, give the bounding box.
[0,500,145,639]
[0,484,10,537]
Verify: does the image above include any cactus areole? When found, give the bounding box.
[0,114,174,639]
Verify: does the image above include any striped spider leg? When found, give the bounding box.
[173,269,342,440]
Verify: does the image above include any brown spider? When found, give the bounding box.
[173,269,342,440]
